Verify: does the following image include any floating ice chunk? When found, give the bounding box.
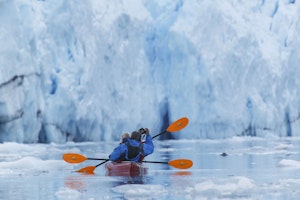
[189,176,255,197]
[112,184,167,200]
[55,187,82,200]
[278,159,300,169]
[0,156,72,172]
[274,143,293,150]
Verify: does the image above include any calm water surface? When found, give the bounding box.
[1,138,300,199]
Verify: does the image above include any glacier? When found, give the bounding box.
[0,0,300,143]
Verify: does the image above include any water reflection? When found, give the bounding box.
[172,171,192,176]
[64,173,149,193]
[64,176,86,190]
[157,143,173,170]
[110,175,147,185]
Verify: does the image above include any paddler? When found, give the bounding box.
[109,128,154,163]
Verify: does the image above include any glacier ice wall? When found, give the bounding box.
[1,0,300,143]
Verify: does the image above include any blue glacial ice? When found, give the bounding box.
[1,0,300,143]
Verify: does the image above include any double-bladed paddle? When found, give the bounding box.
[63,153,193,174]
[63,117,190,174]
[78,159,192,174]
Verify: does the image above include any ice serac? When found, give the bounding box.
[0,0,300,143]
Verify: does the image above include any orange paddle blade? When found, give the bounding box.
[168,159,193,169]
[76,166,96,174]
[167,117,189,132]
[63,153,87,164]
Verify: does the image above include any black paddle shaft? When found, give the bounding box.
[142,160,168,164]
[152,131,167,139]
[87,158,108,161]
[95,160,109,168]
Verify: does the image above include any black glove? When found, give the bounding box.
[139,128,149,135]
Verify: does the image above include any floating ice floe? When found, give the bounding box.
[0,156,72,173]
[55,187,82,200]
[278,159,300,169]
[112,184,168,200]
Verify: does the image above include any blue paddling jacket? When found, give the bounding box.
[109,134,154,163]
